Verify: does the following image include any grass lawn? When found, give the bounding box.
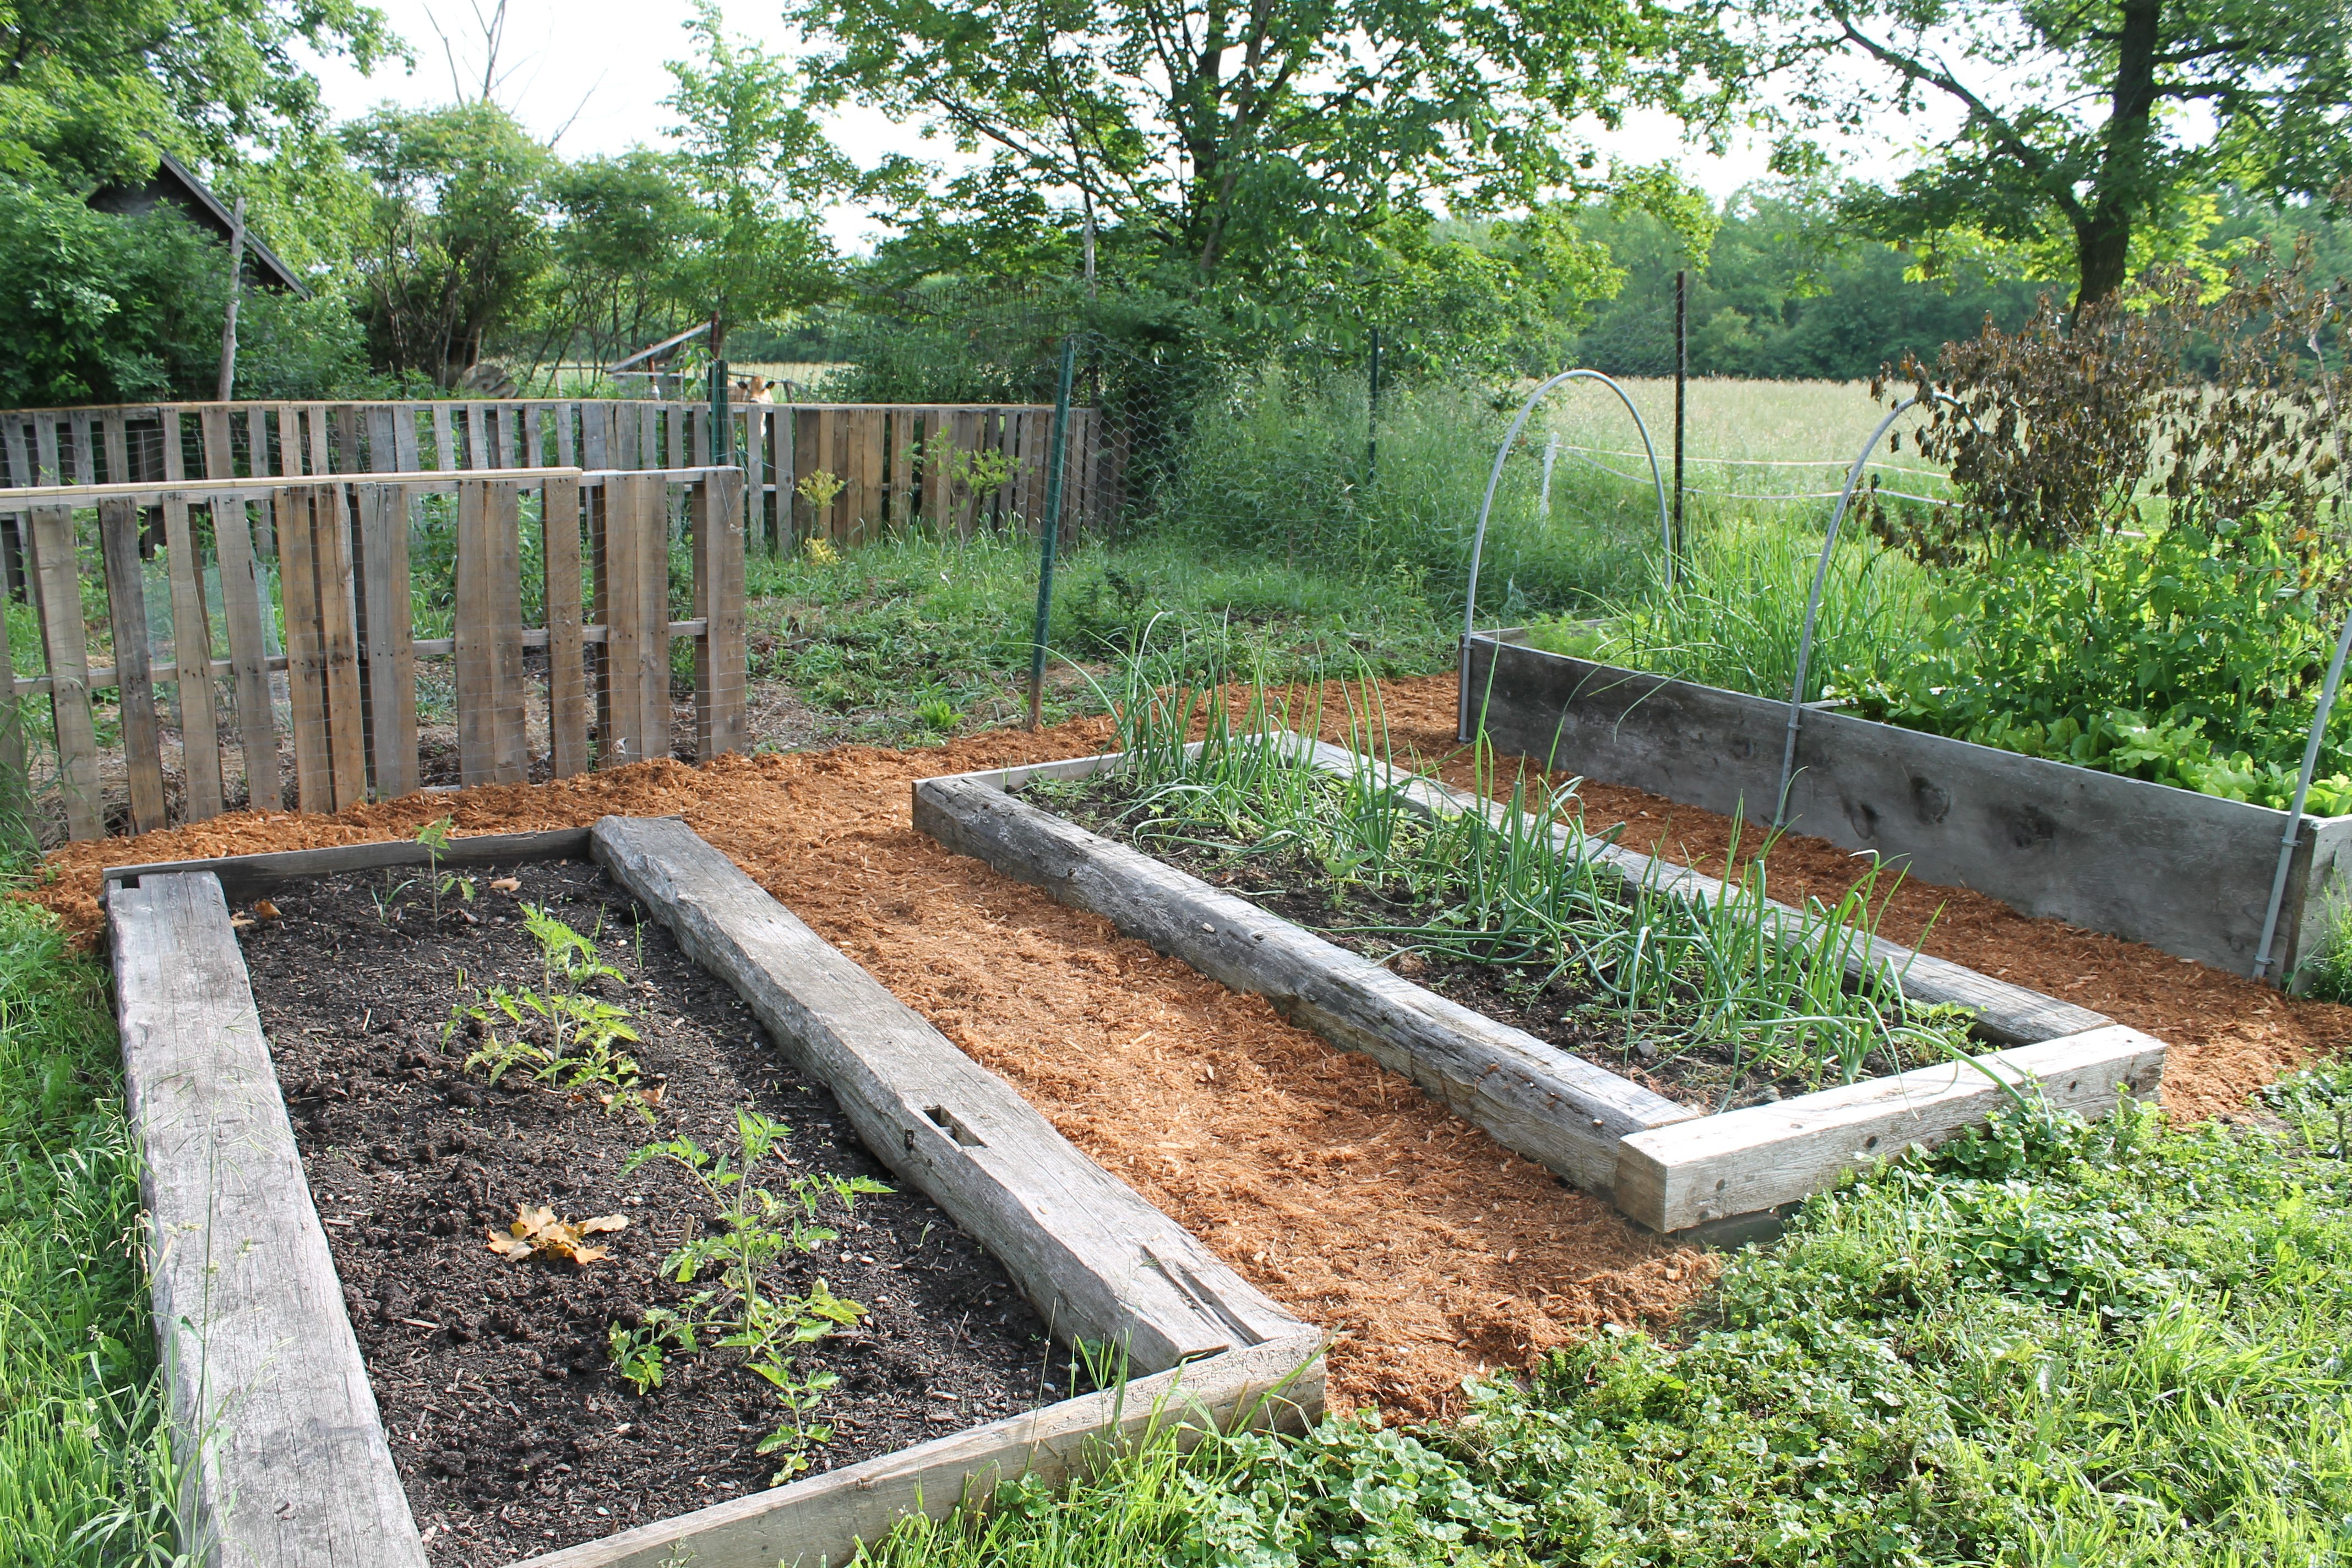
[859,1086,2352,1568]
[0,898,176,1567]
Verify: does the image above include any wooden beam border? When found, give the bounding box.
[104,823,1322,1568]
[911,738,2168,1236]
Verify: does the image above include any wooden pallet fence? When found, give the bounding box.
[1,466,747,840]
[2,401,1117,565]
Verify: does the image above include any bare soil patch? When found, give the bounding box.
[236,858,1075,1564]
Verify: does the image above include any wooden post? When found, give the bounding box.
[100,497,167,833]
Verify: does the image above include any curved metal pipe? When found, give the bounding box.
[1459,369,1672,741]
[1772,393,1961,827]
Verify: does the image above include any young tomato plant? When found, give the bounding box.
[622,1108,890,1478]
[445,903,659,1119]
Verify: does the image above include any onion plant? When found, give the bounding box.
[1086,630,1971,1098]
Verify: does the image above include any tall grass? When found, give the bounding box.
[1162,368,1665,617]
[1523,515,1935,701]
[1092,640,1964,1092]
[0,900,183,1566]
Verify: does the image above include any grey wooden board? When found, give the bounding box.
[510,1332,1324,1568]
[1279,733,2109,1047]
[589,815,1309,1368]
[912,774,1692,1195]
[109,872,427,1568]
[1615,1025,2168,1231]
[103,826,591,900]
[1463,635,2348,976]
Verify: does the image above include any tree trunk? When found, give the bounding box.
[2073,0,2163,308]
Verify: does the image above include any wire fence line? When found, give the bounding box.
[1561,451,1953,505]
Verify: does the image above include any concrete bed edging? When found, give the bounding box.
[1461,632,2352,978]
[104,824,1324,1568]
[911,741,2165,1235]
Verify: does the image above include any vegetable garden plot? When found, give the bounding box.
[104,818,1320,1568]
[236,857,1073,1563]
[1461,633,2352,978]
[914,705,2166,1237]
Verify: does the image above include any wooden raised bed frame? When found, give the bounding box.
[1460,632,2352,978]
[103,820,1322,1568]
[912,738,2166,1237]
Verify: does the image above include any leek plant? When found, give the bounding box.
[1079,633,1970,1096]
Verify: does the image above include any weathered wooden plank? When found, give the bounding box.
[741,404,767,554]
[312,484,368,807]
[304,403,331,476]
[581,402,609,469]
[28,505,104,838]
[543,475,589,777]
[211,493,281,810]
[164,499,225,820]
[276,487,333,812]
[202,406,235,481]
[854,407,886,544]
[913,773,1693,1194]
[107,872,429,1568]
[667,405,688,471]
[555,402,579,468]
[595,475,648,766]
[432,403,456,472]
[591,815,1313,1366]
[393,406,422,475]
[335,405,360,475]
[100,497,167,833]
[68,410,96,486]
[513,1332,1324,1568]
[1615,1026,2168,1232]
[0,547,19,780]
[889,407,914,530]
[358,485,418,799]
[950,408,981,537]
[453,480,526,783]
[2,414,31,488]
[692,470,747,759]
[630,471,671,756]
[160,407,186,482]
[365,406,396,475]
[104,826,591,900]
[34,411,62,483]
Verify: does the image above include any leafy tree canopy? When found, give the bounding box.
[791,0,1734,297]
[1755,0,2352,305]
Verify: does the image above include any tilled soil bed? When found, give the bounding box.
[236,858,1081,1566]
[1031,775,1942,1113]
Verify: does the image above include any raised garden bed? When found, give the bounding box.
[104,819,1320,1568]
[913,735,2165,1238]
[1460,632,2352,977]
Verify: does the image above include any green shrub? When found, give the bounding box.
[1837,514,2352,811]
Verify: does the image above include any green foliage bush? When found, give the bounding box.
[1835,514,2352,812]
[0,182,374,406]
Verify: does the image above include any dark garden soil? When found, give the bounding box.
[235,859,1084,1566]
[1033,778,1929,1114]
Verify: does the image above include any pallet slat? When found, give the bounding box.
[164,499,225,820]
[212,493,281,810]
[358,484,418,798]
[277,487,334,811]
[454,480,527,784]
[693,469,747,759]
[313,485,369,805]
[545,474,590,777]
[29,506,102,837]
[99,497,167,833]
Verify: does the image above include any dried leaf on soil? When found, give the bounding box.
[486,1204,628,1265]
[489,876,521,894]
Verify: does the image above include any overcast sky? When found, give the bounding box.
[300,0,1817,248]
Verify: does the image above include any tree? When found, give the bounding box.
[1764,0,2352,306]
[791,0,1727,295]
[344,101,552,386]
[658,3,848,361]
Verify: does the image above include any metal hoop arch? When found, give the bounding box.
[1772,391,1964,827]
[1460,369,1673,740]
